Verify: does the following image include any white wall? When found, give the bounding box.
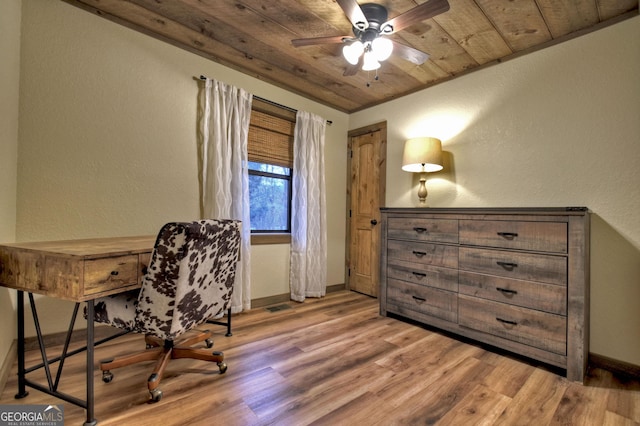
[350,16,640,366]
[13,0,348,336]
[0,0,21,376]
[4,0,638,374]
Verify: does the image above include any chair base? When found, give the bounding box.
[100,329,226,402]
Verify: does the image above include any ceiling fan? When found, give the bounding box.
[291,0,450,76]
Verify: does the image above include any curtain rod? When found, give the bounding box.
[198,75,332,125]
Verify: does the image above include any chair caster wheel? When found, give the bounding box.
[149,388,163,402]
[205,338,213,348]
[217,361,227,374]
[102,371,114,383]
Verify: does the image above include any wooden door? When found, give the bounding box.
[346,122,386,297]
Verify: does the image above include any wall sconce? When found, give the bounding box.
[402,137,443,205]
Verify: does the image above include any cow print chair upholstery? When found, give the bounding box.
[91,219,241,402]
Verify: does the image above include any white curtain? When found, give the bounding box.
[290,111,327,302]
[197,78,252,313]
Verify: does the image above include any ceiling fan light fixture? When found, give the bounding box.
[372,37,393,61]
[362,49,381,71]
[343,40,364,65]
[292,0,450,76]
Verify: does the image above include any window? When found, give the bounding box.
[248,162,291,232]
[248,99,295,242]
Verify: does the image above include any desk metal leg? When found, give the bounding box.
[207,307,233,337]
[11,293,120,425]
[15,290,29,399]
[224,307,232,336]
[85,300,97,426]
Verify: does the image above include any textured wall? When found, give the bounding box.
[9,0,639,369]
[350,16,640,366]
[15,0,348,336]
[0,0,21,376]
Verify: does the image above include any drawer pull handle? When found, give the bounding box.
[110,271,119,276]
[497,232,518,239]
[413,227,427,233]
[496,317,518,326]
[496,287,518,295]
[412,295,426,302]
[412,251,427,257]
[496,261,518,270]
[412,272,427,278]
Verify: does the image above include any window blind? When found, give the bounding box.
[248,99,295,168]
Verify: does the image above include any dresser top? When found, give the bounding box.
[381,207,588,215]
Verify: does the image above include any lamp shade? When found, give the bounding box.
[372,37,393,61]
[343,41,364,65]
[402,137,443,173]
[362,50,381,71]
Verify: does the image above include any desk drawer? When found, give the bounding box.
[459,294,566,355]
[84,255,139,295]
[139,252,151,284]
[459,220,567,253]
[387,279,457,323]
[387,240,458,269]
[388,217,458,243]
[459,271,566,315]
[459,247,567,286]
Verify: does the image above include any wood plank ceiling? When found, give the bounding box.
[63,0,638,113]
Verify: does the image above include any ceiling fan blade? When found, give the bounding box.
[336,0,369,30]
[291,35,349,47]
[391,41,430,65]
[382,0,450,34]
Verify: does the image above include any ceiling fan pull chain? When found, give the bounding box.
[366,69,380,87]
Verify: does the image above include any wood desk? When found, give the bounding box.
[0,236,155,426]
[0,236,155,302]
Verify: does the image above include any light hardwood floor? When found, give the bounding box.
[1,291,638,425]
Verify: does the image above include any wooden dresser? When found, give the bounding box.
[379,207,590,382]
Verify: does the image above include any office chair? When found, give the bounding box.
[90,219,241,402]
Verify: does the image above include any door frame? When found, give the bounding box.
[345,121,387,294]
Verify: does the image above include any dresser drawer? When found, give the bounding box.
[459,294,566,355]
[387,240,458,269]
[459,247,567,286]
[387,279,457,323]
[388,217,458,243]
[459,271,566,315]
[388,259,458,292]
[84,255,139,295]
[459,220,567,253]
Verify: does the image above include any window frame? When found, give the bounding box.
[248,164,292,235]
[248,99,296,245]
